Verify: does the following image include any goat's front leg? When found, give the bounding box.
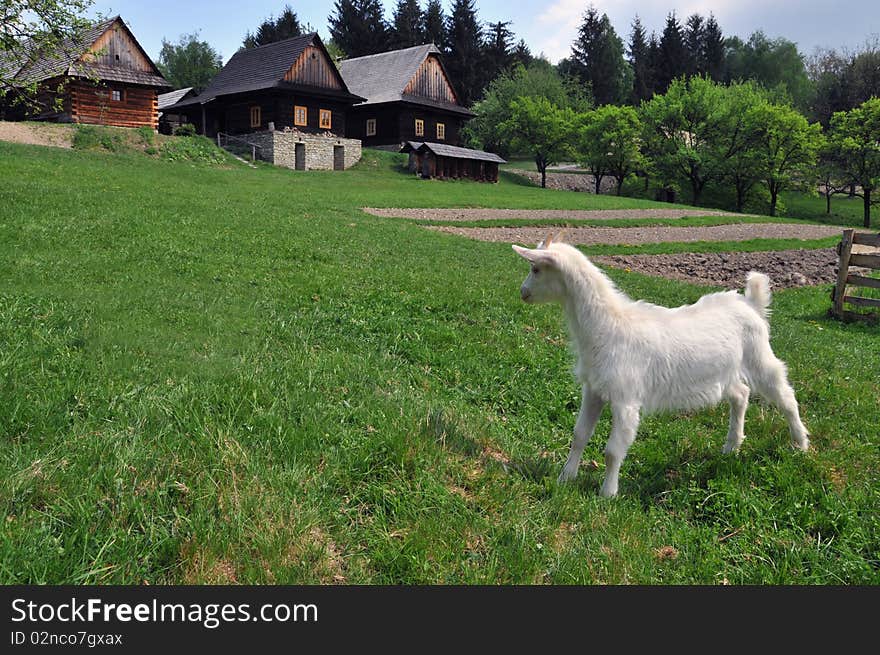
[600,403,641,497]
[558,385,605,483]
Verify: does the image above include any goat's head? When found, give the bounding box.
[512,232,567,304]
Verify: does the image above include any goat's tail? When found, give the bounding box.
[744,271,772,319]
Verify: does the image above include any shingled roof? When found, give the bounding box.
[338,44,473,116]
[158,87,194,110]
[168,33,364,109]
[401,141,506,163]
[4,16,169,88]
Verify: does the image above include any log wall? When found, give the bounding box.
[285,46,343,89]
[404,55,458,104]
[70,80,158,129]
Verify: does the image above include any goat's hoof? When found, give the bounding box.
[557,469,577,484]
[722,442,741,454]
[792,437,810,452]
[599,486,618,498]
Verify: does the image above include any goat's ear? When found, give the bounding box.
[512,244,556,266]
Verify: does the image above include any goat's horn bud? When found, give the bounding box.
[542,231,554,248]
[554,229,567,244]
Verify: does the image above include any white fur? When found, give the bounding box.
[513,240,809,497]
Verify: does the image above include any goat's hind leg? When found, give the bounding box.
[558,385,605,483]
[723,381,750,454]
[751,349,810,451]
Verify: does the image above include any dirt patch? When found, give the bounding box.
[0,121,74,148]
[427,223,841,245]
[593,249,848,288]
[362,207,750,221]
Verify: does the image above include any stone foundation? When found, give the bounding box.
[246,129,361,170]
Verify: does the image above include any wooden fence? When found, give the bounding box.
[831,229,880,322]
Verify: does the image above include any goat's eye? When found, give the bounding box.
[531,266,540,275]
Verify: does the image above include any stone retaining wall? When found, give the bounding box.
[245,129,362,170]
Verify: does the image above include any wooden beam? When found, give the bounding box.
[852,232,880,247]
[843,295,880,309]
[849,253,880,268]
[846,274,880,289]
[833,229,854,317]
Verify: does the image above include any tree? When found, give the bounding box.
[157,33,221,93]
[703,14,725,81]
[576,104,644,195]
[829,98,880,227]
[510,39,532,68]
[754,102,823,216]
[391,0,423,49]
[568,5,630,106]
[445,0,484,105]
[242,5,303,49]
[717,82,768,212]
[640,76,728,205]
[464,59,590,155]
[724,31,812,111]
[483,20,513,81]
[816,142,849,215]
[422,0,446,49]
[684,13,705,77]
[328,0,390,58]
[655,12,686,93]
[498,96,575,188]
[627,16,652,105]
[1,0,96,111]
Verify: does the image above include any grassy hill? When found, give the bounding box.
[0,141,877,583]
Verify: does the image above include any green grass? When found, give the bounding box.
[414,215,805,229]
[0,141,877,584]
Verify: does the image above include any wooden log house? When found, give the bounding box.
[339,44,475,147]
[0,16,170,129]
[165,34,365,138]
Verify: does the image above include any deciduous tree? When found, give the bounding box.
[157,32,222,93]
[498,96,575,188]
[829,98,880,227]
[576,104,644,195]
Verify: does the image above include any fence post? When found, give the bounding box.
[217,133,221,147]
[833,229,855,318]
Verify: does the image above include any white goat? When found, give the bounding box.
[513,234,809,497]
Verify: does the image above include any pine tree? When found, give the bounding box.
[445,0,485,105]
[328,0,390,58]
[484,21,514,80]
[684,13,705,76]
[703,14,726,82]
[511,39,533,68]
[423,0,447,49]
[656,12,687,92]
[242,5,302,49]
[392,0,424,49]
[628,15,652,104]
[569,5,629,106]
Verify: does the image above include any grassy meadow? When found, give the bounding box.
[0,140,877,584]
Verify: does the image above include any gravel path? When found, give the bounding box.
[593,249,846,288]
[362,207,753,221]
[426,223,842,245]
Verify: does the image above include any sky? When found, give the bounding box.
[88,0,880,65]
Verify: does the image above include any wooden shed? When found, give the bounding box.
[0,16,170,128]
[401,141,506,183]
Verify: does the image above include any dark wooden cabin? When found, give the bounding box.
[401,141,506,183]
[0,16,170,128]
[339,44,474,147]
[157,86,195,133]
[165,34,364,138]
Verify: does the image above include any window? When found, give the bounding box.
[319,109,332,130]
[250,105,261,128]
[436,122,445,140]
[366,118,376,137]
[415,118,424,137]
[294,105,307,127]
[111,89,123,102]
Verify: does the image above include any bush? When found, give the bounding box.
[160,135,229,164]
[72,125,124,152]
[135,126,156,147]
[174,123,197,137]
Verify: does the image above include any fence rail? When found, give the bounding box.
[216,132,262,163]
[831,229,880,323]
